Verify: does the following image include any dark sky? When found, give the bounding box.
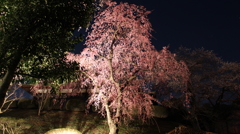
[113,0,240,62]
[75,0,240,62]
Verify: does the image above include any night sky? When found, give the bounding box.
[76,0,240,62]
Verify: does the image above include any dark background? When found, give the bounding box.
[76,0,240,62]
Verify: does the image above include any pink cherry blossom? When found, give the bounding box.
[67,2,189,134]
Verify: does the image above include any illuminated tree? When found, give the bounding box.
[67,2,189,134]
[0,0,95,108]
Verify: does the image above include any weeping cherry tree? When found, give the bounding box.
[67,1,189,134]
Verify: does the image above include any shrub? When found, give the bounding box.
[45,128,82,134]
[65,99,86,112]
[18,98,37,109]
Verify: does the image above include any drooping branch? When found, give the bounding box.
[66,2,189,134]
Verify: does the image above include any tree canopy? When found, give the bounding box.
[67,2,189,134]
[0,0,95,107]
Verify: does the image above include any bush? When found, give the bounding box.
[152,105,169,118]
[45,128,82,134]
[65,99,86,112]
[18,98,37,109]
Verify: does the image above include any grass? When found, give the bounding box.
[0,109,182,134]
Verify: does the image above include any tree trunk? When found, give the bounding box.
[108,118,118,134]
[104,100,119,134]
[0,69,16,108]
[0,54,21,108]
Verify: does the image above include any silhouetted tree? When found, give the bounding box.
[173,47,240,131]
